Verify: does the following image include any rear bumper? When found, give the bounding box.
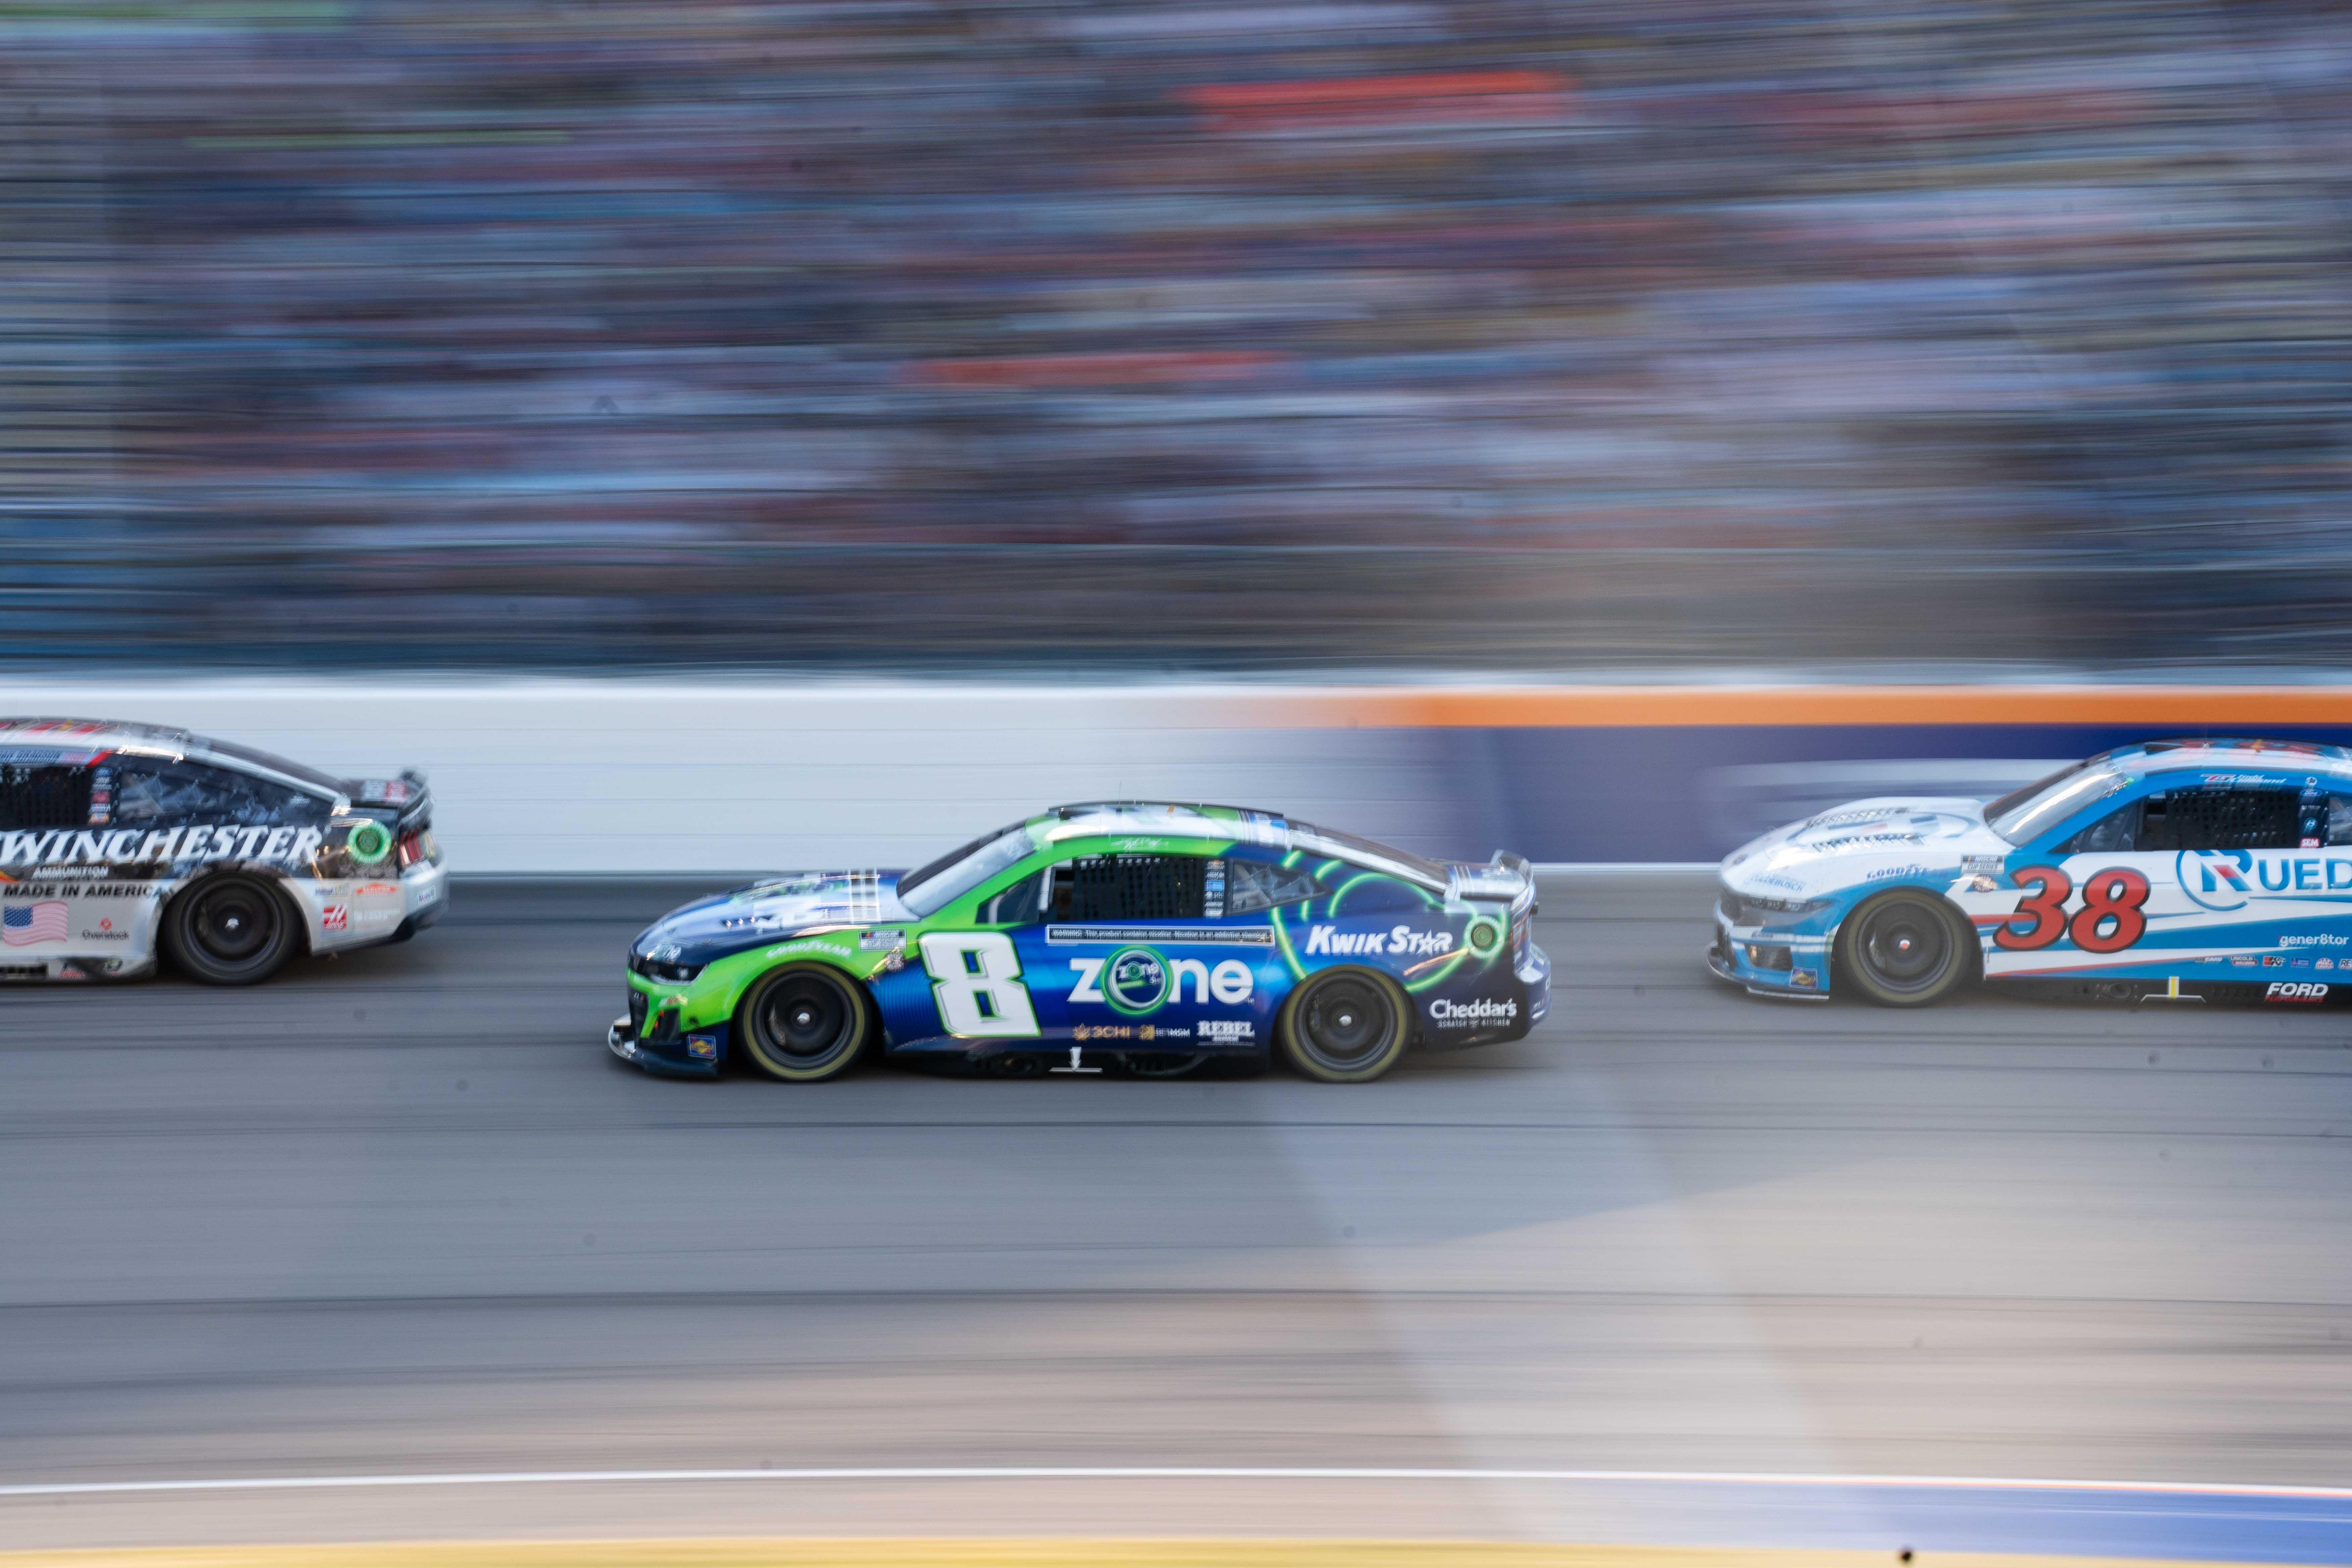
[400,859,449,929]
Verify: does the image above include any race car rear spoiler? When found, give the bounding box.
[349,768,434,828]
[1448,851,1537,916]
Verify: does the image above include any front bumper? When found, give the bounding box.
[608,998,722,1079]
[1709,917,1829,1000]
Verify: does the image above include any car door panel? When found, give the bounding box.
[1983,779,2352,981]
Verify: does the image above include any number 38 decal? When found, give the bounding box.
[1993,866,2150,953]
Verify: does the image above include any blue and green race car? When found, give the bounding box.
[611,801,1546,1083]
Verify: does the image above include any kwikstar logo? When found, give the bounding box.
[0,825,327,870]
[1304,924,1455,958]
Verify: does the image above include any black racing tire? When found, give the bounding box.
[735,963,873,1083]
[1835,889,1976,1007]
[1279,967,1412,1083]
[162,874,301,986]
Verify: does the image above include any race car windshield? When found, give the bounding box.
[1987,763,2128,845]
[1289,821,1448,889]
[897,823,1036,916]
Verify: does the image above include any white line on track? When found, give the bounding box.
[2,1468,2347,1501]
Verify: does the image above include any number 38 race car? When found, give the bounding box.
[1712,738,2352,1007]
[611,801,1548,1083]
[0,718,446,985]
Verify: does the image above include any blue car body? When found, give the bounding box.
[1710,738,2352,1005]
[616,801,1548,1079]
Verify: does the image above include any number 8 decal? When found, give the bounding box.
[2071,867,2150,953]
[918,931,1039,1037]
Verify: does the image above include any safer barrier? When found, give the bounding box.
[7,681,2350,873]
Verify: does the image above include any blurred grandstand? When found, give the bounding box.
[2,0,2348,672]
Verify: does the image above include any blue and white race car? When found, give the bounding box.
[1710,738,2352,1007]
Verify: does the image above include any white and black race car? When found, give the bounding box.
[0,718,446,984]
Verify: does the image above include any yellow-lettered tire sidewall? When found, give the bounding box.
[734,962,874,1082]
[1834,889,1975,1008]
[1278,965,1413,1083]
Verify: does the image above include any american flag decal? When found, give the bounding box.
[1,901,69,945]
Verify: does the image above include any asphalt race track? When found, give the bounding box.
[5,874,2352,1555]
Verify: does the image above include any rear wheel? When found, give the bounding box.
[163,874,299,986]
[1836,890,1974,1007]
[1280,967,1412,1083]
[736,963,872,1082]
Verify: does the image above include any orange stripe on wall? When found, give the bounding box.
[1283,686,2352,729]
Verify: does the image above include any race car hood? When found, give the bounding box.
[1721,797,2011,896]
[633,869,903,965]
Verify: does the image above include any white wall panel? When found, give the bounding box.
[0,681,1462,874]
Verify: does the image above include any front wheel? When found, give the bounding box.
[1835,890,1975,1007]
[735,963,873,1082]
[1279,967,1412,1083]
[162,874,299,985]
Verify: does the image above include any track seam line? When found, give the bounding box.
[3,1467,2350,1501]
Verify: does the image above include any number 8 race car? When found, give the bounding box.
[610,801,1549,1083]
[1711,738,2352,1007]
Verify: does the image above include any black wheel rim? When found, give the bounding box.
[191,882,275,963]
[757,973,854,1061]
[1856,900,1955,994]
[1299,976,1395,1070]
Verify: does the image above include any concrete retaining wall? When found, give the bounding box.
[8,679,2352,873]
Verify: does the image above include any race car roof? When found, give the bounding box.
[2109,738,2352,774]
[0,717,349,795]
[1036,801,1451,885]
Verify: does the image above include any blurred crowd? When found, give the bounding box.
[2,0,2348,670]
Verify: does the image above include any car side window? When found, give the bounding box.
[1049,853,1206,921]
[2328,793,2352,847]
[1225,858,1318,915]
[2136,787,2300,852]
[112,763,325,828]
[2058,801,2141,854]
[0,752,91,831]
[975,864,1051,925]
[1327,872,1429,913]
